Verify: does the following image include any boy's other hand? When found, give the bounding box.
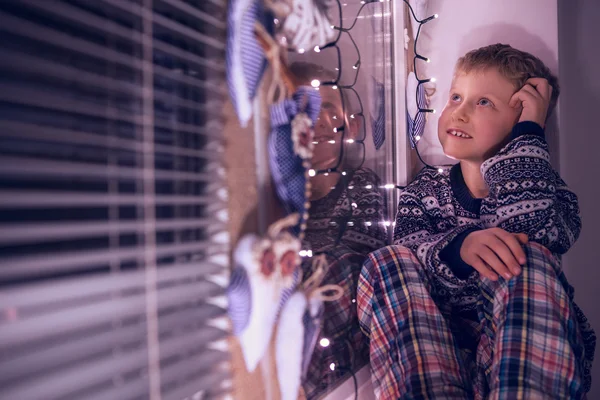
[509,77,553,128]
[460,228,529,281]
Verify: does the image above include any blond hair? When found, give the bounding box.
[456,43,560,118]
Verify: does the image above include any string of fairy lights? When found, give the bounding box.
[294,0,444,239]
[277,0,444,398]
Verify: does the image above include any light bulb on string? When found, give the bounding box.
[438,168,444,173]
[298,48,305,54]
[314,46,321,53]
[346,139,354,143]
[320,338,330,347]
[308,169,316,177]
[415,135,421,141]
[384,183,395,189]
[311,79,320,88]
[330,363,336,371]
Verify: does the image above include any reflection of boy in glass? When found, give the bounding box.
[290,62,387,255]
[289,62,387,398]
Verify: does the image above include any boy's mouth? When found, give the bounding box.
[446,129,472,139]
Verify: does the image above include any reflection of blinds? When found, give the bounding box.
[0,0,231,399]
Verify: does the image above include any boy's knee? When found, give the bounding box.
[522,242,560,271]
[375,244,420,263]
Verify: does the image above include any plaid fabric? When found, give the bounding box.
[302,245,370,399]
[357,243,595,400]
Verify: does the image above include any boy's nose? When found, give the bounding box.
[451,107,470,123]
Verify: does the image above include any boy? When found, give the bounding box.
[357,44,595,399]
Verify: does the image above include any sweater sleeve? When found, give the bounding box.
[393,190,480,281]
[480,122,581,254]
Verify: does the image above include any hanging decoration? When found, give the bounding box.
[226,0,275,127]
[369,76,386,150]
[227,214,302,373]
[406,71,428,148]
[265,0,337,51]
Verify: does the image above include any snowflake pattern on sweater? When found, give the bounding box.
[393,124,581,309]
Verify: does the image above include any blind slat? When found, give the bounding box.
[0,280,225,349]
[0,341,149,400]
[161,0,227,30]
[0,191,223,208]
[0,242,228,280]
[2,304,225,383]
[160,356,230,398]
[100,0,225,51]
[0,51,223,110]
[0,11,226,80]
[1,121,223,160]
[1,323,227,387]
[0,218,226,244]
[1,261,225,309]
[17,0,227,85]
[0,156,218,182]
[0,83,223,137]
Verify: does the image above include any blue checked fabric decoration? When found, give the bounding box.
[370,77,386,150]
[406,71,427,148]
[226,0,272,127]
[269,86,322,233]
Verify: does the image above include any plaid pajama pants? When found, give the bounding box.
[357,243,595,400]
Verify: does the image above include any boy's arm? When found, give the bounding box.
[393,189,481,279]
[481,122,581,254]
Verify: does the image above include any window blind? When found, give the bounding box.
[0,0,231,399]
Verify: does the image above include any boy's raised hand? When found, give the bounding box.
[460,228,529,281]
[509,77,553,128]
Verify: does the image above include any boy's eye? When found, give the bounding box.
[478,98,493,107]
[450,94,461,102]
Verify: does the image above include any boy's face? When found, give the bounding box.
[438,68,521,163]
[312,87,359,170]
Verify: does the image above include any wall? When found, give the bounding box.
[415,0,559,165]
[558,0,600,397]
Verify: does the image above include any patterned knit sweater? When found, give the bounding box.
[392,121,581,309]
